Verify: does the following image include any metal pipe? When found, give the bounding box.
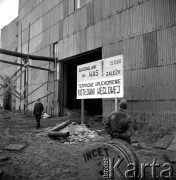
[51,120,71,131]
[48,131,70,137]
[0,59,51,71]
[0,48,55,62]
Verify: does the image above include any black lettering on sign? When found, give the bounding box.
[83,148,110,163]
[92,149,97,157]
[97,148,103,156]
[89,70,99,77]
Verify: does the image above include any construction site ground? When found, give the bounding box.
[0,110,176,180]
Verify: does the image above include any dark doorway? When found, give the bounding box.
[63,48,102,115]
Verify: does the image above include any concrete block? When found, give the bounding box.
[4,144,26,151]
[154,135,174,149]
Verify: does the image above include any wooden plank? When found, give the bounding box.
[94,0,102,24]
[102,0,111,20]
[102,18,110,46]
[87,26,95,51]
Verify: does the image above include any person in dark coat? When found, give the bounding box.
[33,98,44,129]
[105,99,134,144]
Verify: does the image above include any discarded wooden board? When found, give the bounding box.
[154,135,174,149]
[167,135,176,151]
[164,151,176,163]
[4,144,26,151]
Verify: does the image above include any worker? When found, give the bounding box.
[105,99,134,144]
[33,98,44,129]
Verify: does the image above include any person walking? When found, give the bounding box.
[105,99,134,144]
[33,98,44,129]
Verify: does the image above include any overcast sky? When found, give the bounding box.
[0,0,19,30]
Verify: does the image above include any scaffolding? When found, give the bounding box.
[0,48,57,115]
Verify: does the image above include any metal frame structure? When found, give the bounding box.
[0,47,56,114]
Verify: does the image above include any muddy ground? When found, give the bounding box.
[0,110,176,180]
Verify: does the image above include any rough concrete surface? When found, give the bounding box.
[0,111,176,180]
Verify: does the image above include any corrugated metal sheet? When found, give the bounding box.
[110,41,122,57]
[68,35,74,57]
[63,17,69,38]
[169,0,176,26]
[94,0,102,24]
[143,31,158,68]
[87,26,95,51]
[62,37,68,59]
[102,0,111,20]
[102,45,110,59]
[58,40,63,60]
[94,21,102,48]
[154,0,170,30]
[80,7,87,30]
[63,0,69,18]
[86,1,94,26]
[76,32,81,55]
[69,14,74,36]
[80,29,87,53]
[157,27,176,66]
[69,0,74,15]
[102,18,110,46]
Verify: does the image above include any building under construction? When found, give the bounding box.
[0,0,176,126]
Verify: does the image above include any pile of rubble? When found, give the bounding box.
[60,123,99,143]
[35,121,100,144]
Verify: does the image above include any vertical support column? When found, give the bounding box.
[81,99,84,124]
[20,23,23,111]
[115,98,118,111]
[26,23,30,115]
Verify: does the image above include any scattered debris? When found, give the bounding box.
[42,113,52,119]
[51,120,71,131]
[4,144,26,151]
[167,135,176,151]
[154,134,174,149]
[0,155,9,162]
[59,123,99,143]
[164,151,176,163]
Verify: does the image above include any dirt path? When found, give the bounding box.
[0,112,176,180]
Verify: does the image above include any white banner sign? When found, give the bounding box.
[77,55,124,99]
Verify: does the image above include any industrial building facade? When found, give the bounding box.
[1,0,176,125]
